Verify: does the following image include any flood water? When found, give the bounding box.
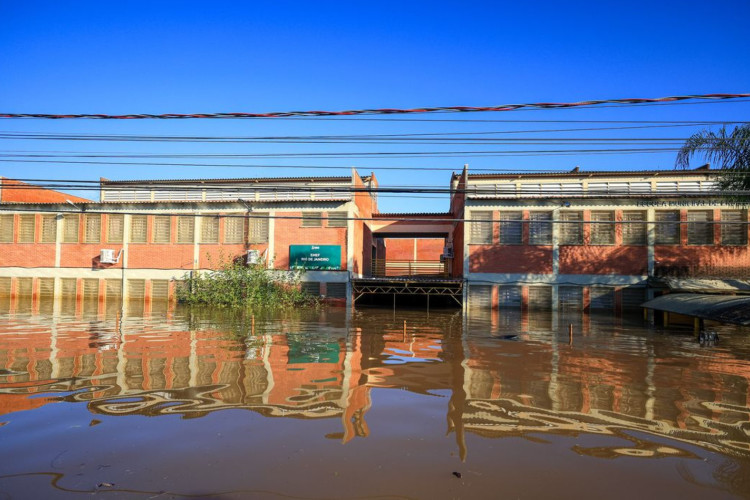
[1,300,750,499]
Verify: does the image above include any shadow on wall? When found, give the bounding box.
[558,246,648,275]
[655,245,750,278]
[469,246,553,274]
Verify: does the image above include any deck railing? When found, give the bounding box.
[372,259,449,278]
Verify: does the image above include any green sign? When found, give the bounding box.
[289,245,342,270]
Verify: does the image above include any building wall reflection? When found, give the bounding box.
[1,304,749,458]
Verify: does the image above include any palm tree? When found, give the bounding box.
[676,124,750,193]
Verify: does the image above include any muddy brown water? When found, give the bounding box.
[1,301,750,499]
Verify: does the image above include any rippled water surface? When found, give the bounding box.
[1,301,750,499]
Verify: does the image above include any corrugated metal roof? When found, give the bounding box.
[101,176,357,185]
[455,166,712,180]
[374,212,453,217]
[642,294,750,326]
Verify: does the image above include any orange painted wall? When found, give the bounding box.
[353,173,376,276]
[469,245,553,274]
[559,246,648,275]
[272,212,347,270]
[383,238,444,261]
[384,239,414,260]
[655,246,750,274]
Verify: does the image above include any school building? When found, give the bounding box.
[0,165,748,313]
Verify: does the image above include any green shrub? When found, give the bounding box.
[176,257,318,308]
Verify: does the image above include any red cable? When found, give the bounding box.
[0,93,748,119]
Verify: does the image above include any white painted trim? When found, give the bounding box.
[466,272,648,286]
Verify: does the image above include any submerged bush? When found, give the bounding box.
[176,258,318,308]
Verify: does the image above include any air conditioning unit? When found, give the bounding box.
[100,249,117,264]
[247,249,260,265]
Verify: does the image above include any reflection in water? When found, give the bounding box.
[1,299,750,497]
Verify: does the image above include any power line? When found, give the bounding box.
[1,93,747,119]
[1,122,749,143]
[0,147,739,162]
[0,157,673,170]
[3,206,750,225]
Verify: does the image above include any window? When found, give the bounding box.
[0,215,13,243]
[83,214,101,243]
[590,211,614,245]
[687,210,713,245]
[177,216,195,243]
[470,211,493,244]
[200,217,219,243]
[301,212,322,227]
[224,217,246,244]
[655,211,680,244]
[529,212,552,245]
[722,210,747,246]
[499,211,522,245]
[153,216,171,243]
[248,214,269,243]
[130,215,147,243]
[327,212,348,227]
[18,214,35,243]
[559,212,582,245]
[41,215,57,243]
[622,211,646,245]
[63,214,79,243]
[107,214,124,243]
[151,280,169,300]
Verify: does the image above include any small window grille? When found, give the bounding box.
[63,214,80,243]
[224,217,246,244]
[498,286,522,307]
[470,211,493,244]
[38,278,54,298]
[326,282,347,298]
[41,215,57,243]
[248,214,269,243]
[529,212,552,245]
[622,211,646,245]
[590,211,614,245]
[655,211,680,244]
[83,214,101,243]
[153,216,171,244]
[177,216,195,244]
[18,214,36,243]
[301,212,322,227]
[528,286,552,310]
[82,279,99,300]
[0,215,13,243]
[559,212,583,245]
[327,212,348,227]
[106,279,122,300]
[107,214,124,243]
[499,211,522,245]
[200,216,219,243]
[469,285,492,309]
[687,210,713,245]
[127,279,146,299]
[151,280,169,300]
[590,287,615,309]
[721,210,747,246]
[130,215,148,243]
[301,282,321,296]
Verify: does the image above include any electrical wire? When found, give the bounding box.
[1,93,747,119]
[3,206,750,225]
[2,122,749,142]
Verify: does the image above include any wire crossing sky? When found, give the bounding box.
[1,1,749,211]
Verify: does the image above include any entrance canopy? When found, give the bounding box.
[642,294,750,326]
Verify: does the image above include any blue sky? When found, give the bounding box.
[0,1,748,211]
